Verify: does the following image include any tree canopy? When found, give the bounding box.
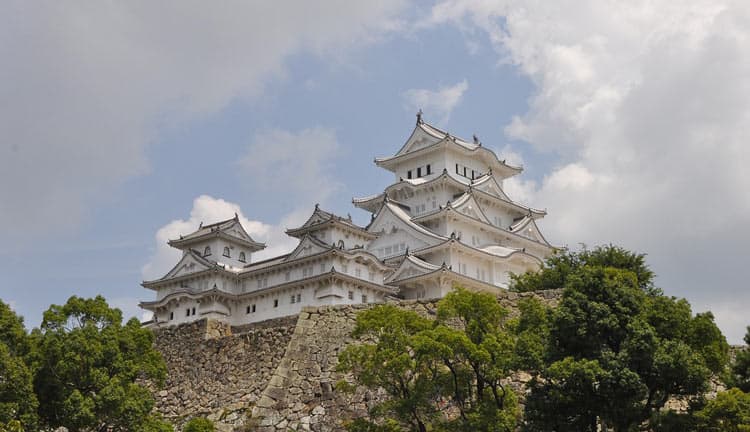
[30,295,169,432]
[0,301,37,431]
[338,288,538,432]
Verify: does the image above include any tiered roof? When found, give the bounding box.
[374,119,523,179]
[167,214,266,251]
[285,204,376,240]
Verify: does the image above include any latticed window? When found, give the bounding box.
[203,246,211,256]
[239,252,246,262]
[223,246,231,257]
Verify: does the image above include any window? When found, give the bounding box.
[290,295,296,304]
[463,166,467,177]
[252,304,256,313]
[285,272,291,282]
[362,294,368,303]
[169,312,174,320]
[456,163,459,174]
[273,299,279,308]
[223,246,230,257]
[191,307,196,316]
[426,164,431,175]
[471,170,475,180]
[239,252,246,263]
[246,305,251,314]
[203,246,211,256]
[407,170,412,179]
[368,272,375,281]
[296,293,301,303]
[417,167,422,177]
[355,268,361,278]
[257,279,262,288]
[348,291,354,300]
[186,308,190,317]
[320,263,326,273]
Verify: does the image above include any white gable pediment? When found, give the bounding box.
[452,194,491,224]
[511,217,550,246]
[395,124,444,156]
[474,177,510,200]
[162,251,212,280]
[386,256,440,283]
[286,235,331,261]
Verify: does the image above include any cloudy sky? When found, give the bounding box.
[2,1,748,343]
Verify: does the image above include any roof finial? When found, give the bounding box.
[234,212,239,220]
[347,213,352,221]
[199,221,203,228]
[416,109,423,124]
[315,203,320,210]
[473,134,479,144]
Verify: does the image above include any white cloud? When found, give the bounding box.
[0,1,407,242]
[402,79,469,122]
[236,127,343,206]
[427,0,750,343]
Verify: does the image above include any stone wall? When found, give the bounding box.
[152,316,298,429]
[152,290,562,431]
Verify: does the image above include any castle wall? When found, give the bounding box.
[152,290,563,431]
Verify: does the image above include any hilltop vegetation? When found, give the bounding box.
[339,245,750,432]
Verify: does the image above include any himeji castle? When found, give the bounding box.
[140,114,555,327]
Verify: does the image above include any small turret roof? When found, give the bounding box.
[285,204,376,239]
[168,214,266,251]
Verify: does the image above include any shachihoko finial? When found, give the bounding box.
[416,109,423,124]
[473,134,479,144]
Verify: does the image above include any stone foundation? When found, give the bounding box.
[152,290,562,431]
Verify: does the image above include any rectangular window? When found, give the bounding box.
[320,263,326,273]
[302,268,308,277]
[471,170,475,180]
[355,268,361,277]
[368,272,374,281]
[456,163,459,174]
[348,291,354,300]
[362,294,368,303]
[407,170,412,179]
[285,272,291,281]
[417,167,422,177]
[191,307,196,316]
[426,164,431,175]
[296,293,301,303]
[290,295,295,304]
[169,312,174,320]
[246,306,251,314]
[463,167,467,177]
[257,279,262,288]
[273,299,278,308]
[186,308,190,317]
[252,304,256,313]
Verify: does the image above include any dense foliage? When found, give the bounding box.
[522,248,729,432]
[338,288,539,431]
[183,417,215,432]
[0,301,37,431]
[0,296,170,432]
[342,245,743,432]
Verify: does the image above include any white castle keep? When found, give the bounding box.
[140,114,554,327]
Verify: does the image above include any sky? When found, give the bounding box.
[1,1,749,343]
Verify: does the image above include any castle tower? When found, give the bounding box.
[353,114,554,299]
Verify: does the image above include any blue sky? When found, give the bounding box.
[2,1,749,343]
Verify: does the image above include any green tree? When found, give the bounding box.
[694,388,750,431]
[728,327,750,392]
[183,417,215,432]
[30,295,170,432]
[511,244,656,293]
[0,300,38,430]
[338,288,522,432]
[522,253,729,432]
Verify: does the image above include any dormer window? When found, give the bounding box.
[203,246,211,256]
[223,246,231,258]
[239,252,246,263]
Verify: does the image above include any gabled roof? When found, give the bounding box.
[285,204,375,239]
[367,200,448,244]
[374,120,523,179]
[141,249,236,290]
[385,254,442,284]
[353,169,546,217]
[409,237,544,266]
[168,214,266,251]
[509,216,552,246]
[412,202,553,250]
[284,234,334,261]
[449,191,492,224]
